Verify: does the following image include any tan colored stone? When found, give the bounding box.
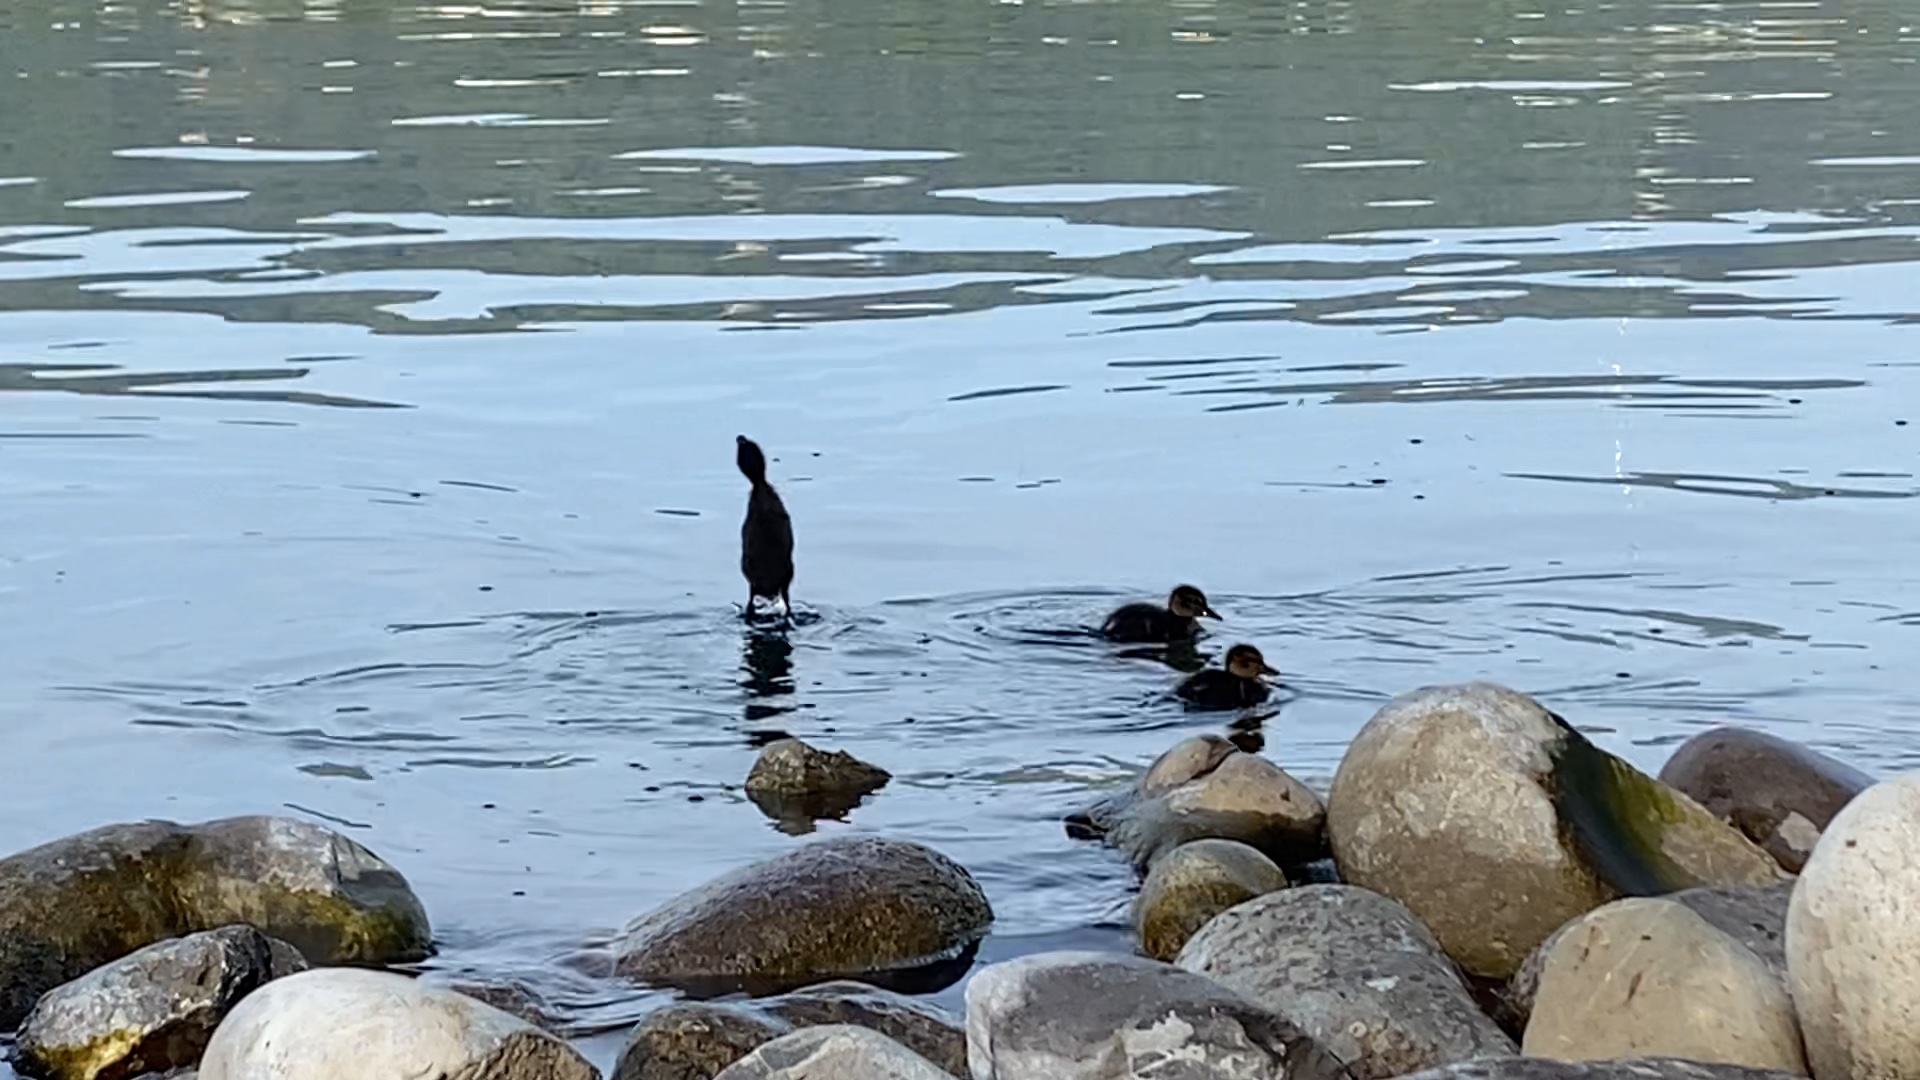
[1523,897,1806,1074]
[1134,839,1289,961]
[1788,772,1920,1080]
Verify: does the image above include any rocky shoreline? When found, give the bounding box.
[0,680,1902,1080]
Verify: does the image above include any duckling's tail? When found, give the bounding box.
[736,435,769,486]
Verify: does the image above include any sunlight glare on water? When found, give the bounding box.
[5,0,1920,1060]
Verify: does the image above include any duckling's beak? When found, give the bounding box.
[1200,605,1222,621]
[1258,663,1280,680]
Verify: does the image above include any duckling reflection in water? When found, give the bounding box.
[737,435,794,620]
[1101,584,1220,644]
[1175,643,1279,710]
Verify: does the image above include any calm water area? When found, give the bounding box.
[6,0,1920,1067]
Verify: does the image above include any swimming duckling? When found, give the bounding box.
[737,435,794,616]
[1101,584,1220,643]
[1175,643,1278,709]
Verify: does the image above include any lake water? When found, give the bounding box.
[6,0,1920,1067]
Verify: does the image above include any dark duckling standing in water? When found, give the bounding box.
[1175,643,1279,709]
[737,435,793,619]
[1101,584,1221,643]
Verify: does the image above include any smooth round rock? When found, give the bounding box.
[1134,839,1289,961]
[0,816,431,1029]
[1328,682,1783,980]
[711,1025,953,1080]
[1177,885,1514,1079]
[1660,727,1872,873]
[763,981,965,1076]
[965,951,1348,1080]
[1523,897,1806,1073]
[1071,735,1327,870]
[1503,881,1792,1032]
[16,925,306,1080]
[1787,772,1920,1080]
[615,1003,791,1080]
[614,836,991,997]
[198,968,595,1080]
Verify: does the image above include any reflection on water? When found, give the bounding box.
[7,0,1920,1067]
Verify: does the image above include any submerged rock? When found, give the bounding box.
[1523,897,1806,1074]
[613,981,966,1080]
[1788,772,1920,1080]
[1659,727,1871,874]
[1326,682,1783,980]
[1069,734,1326,870]
[1134,838,1290,961]
[964,950,1349,1080]
[1177,885,1513,1078]
[0,816,432,1029]
[197,968,594,1080]
[1397,1059,1809,1080]
[745,739,891,831]
[15,925,306,1080]
[615,1003,792,1080]
[1503,880,1792,1031]
[712,1025,954,1080]
[615,836,991,997]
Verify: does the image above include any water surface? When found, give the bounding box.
[6,0,1920,1066]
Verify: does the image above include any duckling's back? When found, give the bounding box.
[737,437,794,604]
[1102,602,1190,643]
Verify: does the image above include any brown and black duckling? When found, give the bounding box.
[1175,643,1278,709]
[737,435,794,616]
[1100,584,1220,643]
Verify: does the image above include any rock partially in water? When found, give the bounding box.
[763,982,965,1076]
[1069,734,1326,870]
[964,950,1349,1080]
[615,1003,792,1080]
[745,739,891,831]
[1327,682,1784,980]
[1134,838,1290,961]
[712,1025,954,1080]
[1397,1059,1810,1080]
[1658,727,1872,874]
[1502,880,1792,1032]
[197,968,594,1080]
[613,982,966,1080]
[1177,884,1514,1079]
[1522,897,1806,1074]
[0,816,432,1029]
[615,836,991,997]
[1788,772,1920,1080]
[15,925,306,1080]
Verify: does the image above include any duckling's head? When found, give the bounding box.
[1225,643,1279,682]
[736,435,769,484]
[1168,584,1221,621]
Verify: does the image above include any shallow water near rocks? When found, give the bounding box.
[6,0,1920,1070]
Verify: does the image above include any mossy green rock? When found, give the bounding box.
[1327,682,1783,981]
[0,816,431,1029]
[1134,839,1290,961]
[614,836,991,997]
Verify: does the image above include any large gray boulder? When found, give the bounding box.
[1788,772,1920,1080]
[615,837,991,997]
[1327,682,1783,980]
[1659,727,1871,873]
[1177,885,1513,1078]
[197,967,595,1080]
[1070,735,1326,870]
[15,925,306,1080]
[712,1025,954,1080]
[0,816,431,1029]
[1522,897,1806,1073]
[964,950,1348,1080]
